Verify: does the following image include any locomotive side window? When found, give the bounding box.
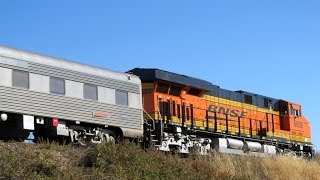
[12,69,29,89]
[50,77,65,95]
[156,82,169,94]
[291,107,301,117]
[169,85,182,96]
[264,98,271,109]
[188,88,202,96]
[264,98,268,108]
[116,90,128,106]
[244,95,253,104]
[280,105,288,115]
[83,83,98,100]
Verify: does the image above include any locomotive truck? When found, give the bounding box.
[0,46,314,157]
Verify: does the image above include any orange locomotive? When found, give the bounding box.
[129,68,314,156]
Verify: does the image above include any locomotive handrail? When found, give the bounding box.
[143,109,155,131]
[156,105,163,121]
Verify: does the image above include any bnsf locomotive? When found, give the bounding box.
[0,46,314,157]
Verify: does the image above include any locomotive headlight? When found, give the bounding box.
[1,113,8,121]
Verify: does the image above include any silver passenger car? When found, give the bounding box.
[0,46,143,142]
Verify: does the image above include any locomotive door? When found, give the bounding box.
[158,99,171,123]
[180,100,194,128]
[257,120,267,137]
[279,101,290,131]
[181,102,186,126]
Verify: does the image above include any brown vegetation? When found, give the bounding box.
[0,141,319,179]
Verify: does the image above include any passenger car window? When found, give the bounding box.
[83,83,98,100]
[12,70,29,89]
[116,90,128,106]
[50,77,65,95]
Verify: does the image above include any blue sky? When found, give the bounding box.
[1,1,319,149]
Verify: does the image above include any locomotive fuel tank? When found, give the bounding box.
[244,141,262,152]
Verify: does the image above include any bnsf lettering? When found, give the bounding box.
[208,105,247,118]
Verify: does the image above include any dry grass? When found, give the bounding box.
[204,152,320,180]
[0,141,319,179]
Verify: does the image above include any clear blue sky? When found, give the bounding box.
[1,1,319,149]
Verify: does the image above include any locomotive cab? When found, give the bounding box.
[279,100,312,144]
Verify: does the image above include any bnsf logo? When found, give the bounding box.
[207,105,247,118]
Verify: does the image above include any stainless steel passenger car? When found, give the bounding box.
[0,46,143,143]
